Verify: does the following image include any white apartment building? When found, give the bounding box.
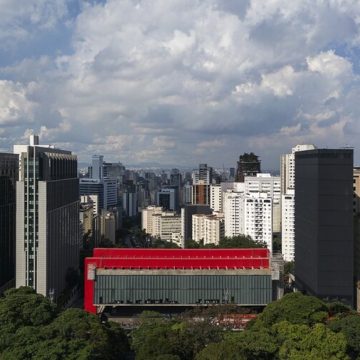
[192,213,224,245]
[281,191,295,262]
[281,144,316,193]
[141,206,163,234]
[243,194,272,250]
[245,173,281,232]
[210,185,222,212]
[209,183,235,212]
[245,173,281,203]
[224,191,244,238]
[224,191,273,251]
[280,144,316,261]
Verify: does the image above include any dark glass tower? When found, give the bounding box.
[0,153,18,291]
[295,149,354,306]
[235,153,261,182]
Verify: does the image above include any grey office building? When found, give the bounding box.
[295,149,354,306]
[157,187,179,212]
[0,153,18,291]
[14,136,80,300]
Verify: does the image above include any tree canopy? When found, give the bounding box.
[218,235,266,248]
[131,312,222,360]
[2,287,359,360]
[255,292,328,327]
[184,235,266,249]
[0,288,129,359]
[328,314,360,359]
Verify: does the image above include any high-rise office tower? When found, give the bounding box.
[14,135,80,299]
[170,168,182,188]
[192,163,212,184]
[170,168,182,206]
[157,187,178,211]
[122,191,138,217]
[81,154,118,210]
[90,155,104,180]
[192,182,211,205]
[103,162,125,179]
[192,164,212,206]
[280,144,316,261]
[295,149,354,306]
[183,183,192,204]
[353,168,360,311]
[79,178,117,210]
[235,153,261,182]
[0,153,18,291]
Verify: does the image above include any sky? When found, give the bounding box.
[1,0,360,169]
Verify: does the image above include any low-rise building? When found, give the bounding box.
[142,206,182,243]
[84,248,272,314]
[192,213,224,245]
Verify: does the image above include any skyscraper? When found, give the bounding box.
[280,144,316,261]
[295,148,354,306]
[80,154,118,210]
[0,153,18,291]
[157,187,178,211]
[90,155,104,180]
[235,153,261,182]
[192,164,212,205]
[170,168,182,206]
[79,178,117,210]
[170,168,182,188]
[280,144,316,194]
[353,168,360,311]
[14,135,80,299]
[192,163,212,184]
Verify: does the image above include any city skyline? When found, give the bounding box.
[1,1,360,168]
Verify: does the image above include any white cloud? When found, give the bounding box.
[0,80,36,125]
[0,0,70,45]
[307,51,353,78]
[261,66,298,97]
[2,0,360,167]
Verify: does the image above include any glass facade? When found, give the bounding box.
[0,153,18,289]
[16,143,79,298]
[23,153,39,287]
[94,273,272,306]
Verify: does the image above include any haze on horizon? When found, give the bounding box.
[1,0,360,169]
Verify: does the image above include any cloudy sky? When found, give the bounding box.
[1,0,360,169]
